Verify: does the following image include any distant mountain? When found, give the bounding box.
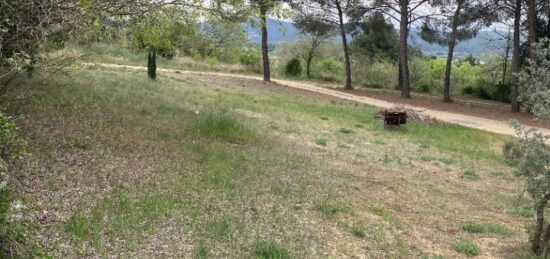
[244,18,508,58]
[408,28,507,58]
[243,19,301,44]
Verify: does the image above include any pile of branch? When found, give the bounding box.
[377,106,438,123]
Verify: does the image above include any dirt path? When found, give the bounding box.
[87,63,550,138]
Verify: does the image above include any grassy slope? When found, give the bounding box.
[6,67,529,258]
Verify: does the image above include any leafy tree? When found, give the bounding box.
[520,38,550,119]
[246,0,286,82]
[0,0,80,90]
[506,123,550,256]
[291,0,357,90]
[420,0,494,102]
[284,58,303,76]
[353,0,432,97]
[350,12,399,61]
[198,18,249,62]
[294,17,336,78]
[133,11,182,79]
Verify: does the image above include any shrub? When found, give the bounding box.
[0,111,30,256]
[317,58,342,82]
[503,140,522,165]
[477,86,492,100]
[454,241,481,256]
[507,122,550,255]
[493,83,511,103]
[239,51,260,66]
[462,86,475,95]
[416,84,431,93]
[284,58,302,77]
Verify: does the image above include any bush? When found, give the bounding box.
[352,56,396,89]
[317,58,342,82]
[462,86,475,95]
[454,241,481,256]
[503,140,522,165]
[493,83,511,103]
[284,58,302,77]
[0,111,31,257]
[477,86,492,100]
[416,84,431,93]
[239,51,260,66]
[507,122,550,255]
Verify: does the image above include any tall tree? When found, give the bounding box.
[350,12,400,61]
[291,0,356,90]
[363,0,432,98]
[236,0,285,82]
[294,17,336,78]
[526,0,538,60]
[420,0,494,102]
[497,0,524,112]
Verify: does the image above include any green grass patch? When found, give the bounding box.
[62,137,92,150]
[253,240,292,259]
[350,223,366,238]
[64,189,187,248]
[314,201,345,216]
[338,128,353,134]
[189,110,256,143]
[461,170,480,181]
[315,138,327,146]
[194,241,210,258]
[205,219,231,239]
[453,241,480,256]
[462,222,514,236]
[510,203,534,218]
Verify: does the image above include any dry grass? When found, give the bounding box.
[3,67,531,258]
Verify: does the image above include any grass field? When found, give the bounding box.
[4,66,531,258]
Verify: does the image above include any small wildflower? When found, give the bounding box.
[194,110,200,115]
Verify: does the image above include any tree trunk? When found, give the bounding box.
[541,218,550,257]
[306,53,313,78]
[335,0,352,90]
[533,195,550,255]
[443,4,462,102]
[502,29,512,85]
[148,49,157,80]
[511,0,521,112]
[399,4,411,98]
[533,203,545,254]
[398,59,403,90]
[260,5,270,82]
[526,0,538,61]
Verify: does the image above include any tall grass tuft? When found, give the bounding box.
[189,110,256,143]
[253,240,292,259]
